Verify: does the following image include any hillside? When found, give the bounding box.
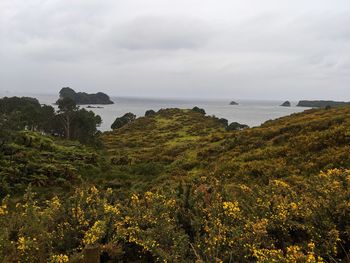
[0,131,101,197]
[101,108,227,192]
[213,107,350,181]
[1,106,350,262]
[101,107,350,190]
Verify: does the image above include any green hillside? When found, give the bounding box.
[1,106,350,262]
[101,108,227,192]
[100,107,350,191]
[214,107,350,180]
[0,131,101,197]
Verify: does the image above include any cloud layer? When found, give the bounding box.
[1,0,349,100]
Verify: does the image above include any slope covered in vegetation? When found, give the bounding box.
[0,131,101,197]
[100,108,227,192]
[101,107,350,191]
[1,106,350,262]
[212,107,350,181]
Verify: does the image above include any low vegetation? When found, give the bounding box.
[0,131,101,197]
[1,100,350,262]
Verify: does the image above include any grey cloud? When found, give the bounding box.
[110,16,212,50]
[0,0,349,100]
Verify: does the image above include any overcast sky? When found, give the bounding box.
[1,0,349,100]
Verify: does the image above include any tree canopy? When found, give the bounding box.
[111,112,136,130]
[0,96,101,145]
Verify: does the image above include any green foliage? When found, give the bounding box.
[2,106,350,261]
[192,106,206,115]
[111,112,136,130]
[209,116,229,128]
[145,109,156,117]
[103,108,226,191]
[0,96,101,145]
[226,121,249,131]
[1,169,349,261]
[0,131,100,197]
[57,96,77,113]
[70,109,102,144]
[0,96,56,133]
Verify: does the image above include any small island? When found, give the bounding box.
[229,101,239,105]
[280,101,291,107]
[297,100,350,108]
[86,105,104,109]
[56,87,114,105]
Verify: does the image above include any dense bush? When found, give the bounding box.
[0,96,102,145]
[145,110,156,117]
[1,106,350,261]
[192,106,206,115]
[227,121,249,131]
[0,96,56,133]
[111,113,136,130]
[1,169,349,262]
[0,131,100,197]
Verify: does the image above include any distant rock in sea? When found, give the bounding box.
[280,101,291,107]
[297,100,350,108]
[56,87,114,105]
[87,105,104,109]
[229,101,239,105]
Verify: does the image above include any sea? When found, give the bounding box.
[1,92,308,131]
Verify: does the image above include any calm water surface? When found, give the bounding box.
[2,92,308,131]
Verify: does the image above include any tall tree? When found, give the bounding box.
[70,108,102,144]
[57,97,77,139]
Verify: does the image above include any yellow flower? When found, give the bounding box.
[272,179,289,188]
[306,253,316,263]
[290,202,298,210]
[90,186,99,195]
[166,199,176,207]
[104,203,120,215]
[308,242,315,250]
[47,196,61,211]
[223,201,240,218]
[239,184,251,192]
[0,203,7,216]
[144,191,153,201]
[83,220,105,246]
[106,188,113,195]
[72,205,88,226]
[50,254,69,263]
[17,236,27,251]
[131,194,139,204]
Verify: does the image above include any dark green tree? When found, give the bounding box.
[192,106,206,115]
[227,122,249,131]
[111,112,136,130]
[0,97,42,130]
[218,118,228,128]
[70,109,102,144]
[38,105,56,133]
[57,97,77,139]
[145,110,156,117]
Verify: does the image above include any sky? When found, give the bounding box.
[0,0,350,100]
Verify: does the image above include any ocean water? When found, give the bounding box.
[1,92,308,131]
